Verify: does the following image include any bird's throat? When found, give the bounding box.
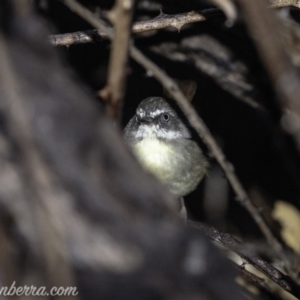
[132,138,174,179]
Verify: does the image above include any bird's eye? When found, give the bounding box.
[161,114,170,122]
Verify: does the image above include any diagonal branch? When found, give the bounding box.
[189,221,300,298]
[62,0,284,267]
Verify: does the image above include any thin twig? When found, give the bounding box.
[101,0,134,119]
[62,0,283,263]
[189,221,300,298]
[49,9,222,46]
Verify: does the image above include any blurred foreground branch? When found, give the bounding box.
[237,0,300,154]
[0,27,76,293]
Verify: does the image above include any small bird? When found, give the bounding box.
[124,97,209,198]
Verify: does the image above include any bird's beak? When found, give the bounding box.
[137,115,153,124]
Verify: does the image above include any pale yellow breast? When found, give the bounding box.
[132,139,176,182]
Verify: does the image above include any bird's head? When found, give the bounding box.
[125,97,191,142]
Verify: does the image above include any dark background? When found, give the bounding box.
[37,0,300,239]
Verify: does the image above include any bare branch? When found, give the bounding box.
[49,9,222,47]
[100,0,134,119]
[189,221,300,298]
[132,9,221,32]
[49,29,107,46]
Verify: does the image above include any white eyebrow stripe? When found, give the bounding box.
[137,108,146,118]
[149,109,165,118]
